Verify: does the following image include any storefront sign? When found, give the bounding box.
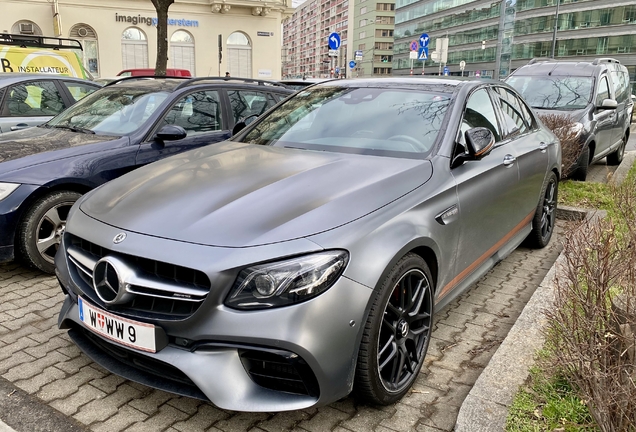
[257,31,274,36]
[115,13,199,27]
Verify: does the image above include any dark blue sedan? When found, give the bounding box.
[0,77,293,273]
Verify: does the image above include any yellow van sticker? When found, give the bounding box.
[0,46,87,78]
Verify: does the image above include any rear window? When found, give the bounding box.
[507,75,593,110]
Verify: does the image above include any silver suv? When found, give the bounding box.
[507,58,633,181]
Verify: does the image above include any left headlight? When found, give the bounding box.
[225,250,349,310]
[0,183,20,202]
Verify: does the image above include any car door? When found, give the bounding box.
[451,87,522,280]
[0,80,67,133]
[593,74,616,156]
[491,86,550,218]
[135,89,231,166]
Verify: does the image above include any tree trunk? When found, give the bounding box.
[151,0,175,76]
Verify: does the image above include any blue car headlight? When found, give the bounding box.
[225,250,349,310]
[0,183,20,202]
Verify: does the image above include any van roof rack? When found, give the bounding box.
[592,57,620,65]
[174,77,290,90]
[0,33,83,50]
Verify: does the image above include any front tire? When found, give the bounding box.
[354,253,434,405]
[17,191,82,274]
[525,172,558,249]
[606,134,626,166]
[569,145,589,181]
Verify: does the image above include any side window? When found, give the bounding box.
[162,91,222,135]
[228,90,276,124]
[460,88,501,143]
[596,76,610,106]
[493,87,530,137]
[62,82,98,103]
[2,81,66,117]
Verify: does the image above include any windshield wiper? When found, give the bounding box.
[52,125,95,134]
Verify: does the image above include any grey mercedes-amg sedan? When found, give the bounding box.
[55,77,560,412]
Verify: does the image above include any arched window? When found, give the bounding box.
[227,32,252,78]
[69,24,99,76]
[170,30,195,75]
[121,27,148,70]
[11,20,43,36]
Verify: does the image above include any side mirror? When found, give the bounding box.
[465,127,495,159]
[156,125,187,141]
[599,99,618,110]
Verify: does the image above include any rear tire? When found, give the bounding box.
[569,146,589,181]
[525,172,558,249]
[607,135,626,166]
[354,253,434,405]
[17,191,81,274]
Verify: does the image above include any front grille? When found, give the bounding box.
[67,234,211,320]
[239,349,320,397]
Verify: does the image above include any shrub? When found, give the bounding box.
[539,114,585,180]
[544,175,636,431]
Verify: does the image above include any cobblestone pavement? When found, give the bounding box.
[0,224,565,432]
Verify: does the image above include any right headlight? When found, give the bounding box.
[225,250,349,310]
[0,183,20,202]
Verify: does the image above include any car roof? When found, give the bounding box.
[311,76,484,93]
[105,76,294,93]
[511,61,605,77]
[280,78,332,85]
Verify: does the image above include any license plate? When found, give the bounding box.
[78,296,157,353]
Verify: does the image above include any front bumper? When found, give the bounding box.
[56,210,373,412]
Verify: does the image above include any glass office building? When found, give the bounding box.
[393,0,636,93]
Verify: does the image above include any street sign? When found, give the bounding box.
[409,51,418,60]
[459,60,466,71]
[355,50,363,60]
[419,33,429,48]
[349,60,356,69]
[410,40,419,52]
[329,49,339,57]
[335,67,340,74]
[418,47,428,60]
[328,32,341,50]
[443,66,450,76]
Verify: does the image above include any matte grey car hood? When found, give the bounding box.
[80,142,432,247]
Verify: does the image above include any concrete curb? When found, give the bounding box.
[454,208,605,432]
[609,150,636,186]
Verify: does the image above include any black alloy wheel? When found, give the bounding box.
[378,268,433,392]
[526,171,558,249]
[355,253,434,405]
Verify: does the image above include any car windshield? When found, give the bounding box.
[238,86,451,158]
[506,75,593,110]
[46,87,169,135]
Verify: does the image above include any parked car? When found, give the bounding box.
[0,76,293,272]
[117,68,192,77]
[507,57,633,181]
[0,73,100,133]
[56,77,560,411]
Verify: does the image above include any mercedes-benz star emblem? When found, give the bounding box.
[397,320,409,338]
[93,257,130,305]
[113,232,127,244]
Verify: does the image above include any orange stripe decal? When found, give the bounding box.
[437,210,534,302]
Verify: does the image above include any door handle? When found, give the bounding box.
[503,154,516,166]
[539,142,548,152]
[10,123,29,131]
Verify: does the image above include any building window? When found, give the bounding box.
[359,31,366,39]
[373,67,391,74]
[360,19,368,26]
[359,43,366,50]
[69,24,99,77]
[11,20,43,35]
[170,30,195,75]
[360,6,367,13]
[227,32,252,78]
[376,16,395,24]
[121,27,149,70]
[375,29,394,37]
